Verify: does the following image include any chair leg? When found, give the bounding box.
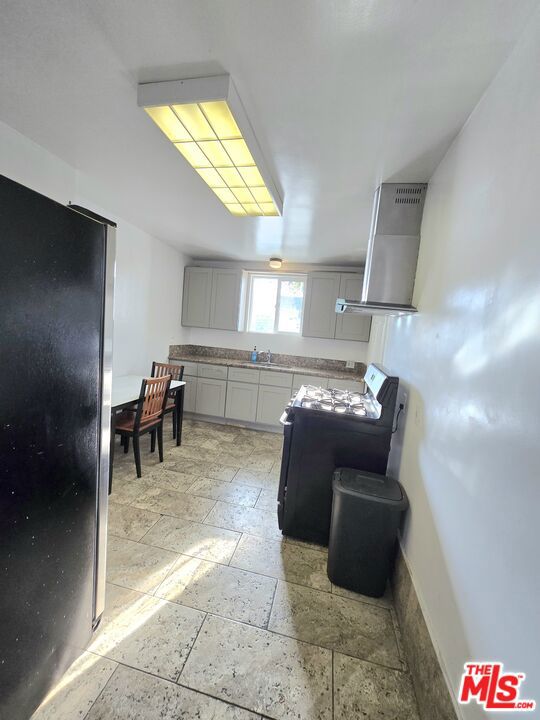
[150,429,156,453]
[133,435,142,478]
[123,436,130,453]
[157,423,164,462]
[172,411,177,439]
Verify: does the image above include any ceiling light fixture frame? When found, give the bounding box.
[137,74,283,215]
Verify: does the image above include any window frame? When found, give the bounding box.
[245,272,306,335]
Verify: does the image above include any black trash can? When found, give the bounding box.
[327,468,408,598]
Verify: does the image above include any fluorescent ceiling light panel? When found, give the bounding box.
[138,75,282,216]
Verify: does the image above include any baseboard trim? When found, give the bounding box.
[184,412,282,434]
[391,544,461,720]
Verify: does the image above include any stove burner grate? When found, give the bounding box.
[300,385,369,415]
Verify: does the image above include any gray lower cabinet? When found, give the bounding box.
[183,375,197,413]
[256,385,292,426]
[195,377,227,417]
[335,273,371,341]
[225,381,258,422]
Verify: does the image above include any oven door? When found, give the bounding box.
[277,409,293,529]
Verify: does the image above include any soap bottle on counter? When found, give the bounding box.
[251,346,258,363]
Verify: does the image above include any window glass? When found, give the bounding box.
[278,280,304,333]
[247,274,305,334]
[248,277,278,332]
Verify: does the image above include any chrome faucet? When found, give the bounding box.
[266,349,272,364]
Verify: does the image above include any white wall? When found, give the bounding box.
[382,12,540,717]
[1,119,187,376]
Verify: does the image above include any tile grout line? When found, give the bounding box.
[331,650,335,720]
[265,576,280,630]
[174,611,208,684]
[80,654,120,720]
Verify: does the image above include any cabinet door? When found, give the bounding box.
[225,381,258,422]
[195,378,226,417]
[302,272,341,338]
[335,273,372,341]
[183,375,197,413]
[256,385,293,426]
[209,268,242,330]
[181,267,212,328]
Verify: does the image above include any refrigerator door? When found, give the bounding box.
[0,176,110,720]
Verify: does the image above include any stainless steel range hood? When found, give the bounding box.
[336,183,427,316]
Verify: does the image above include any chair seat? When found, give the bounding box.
[115,411,160,432]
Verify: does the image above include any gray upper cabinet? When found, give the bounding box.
[303,271,371,342]
[335,273,372,341]
[302,272,341,339]
[209,268,242,330]
[182,266,242,330]
[181,267,213,328]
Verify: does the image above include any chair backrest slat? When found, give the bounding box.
[136,375,171,428]
[151,361,184,382]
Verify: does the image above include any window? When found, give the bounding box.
[246,273,305,334]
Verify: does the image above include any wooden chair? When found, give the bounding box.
[115,375,171,477]
[151,362,184,443]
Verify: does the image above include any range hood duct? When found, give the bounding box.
[336,183,427,316]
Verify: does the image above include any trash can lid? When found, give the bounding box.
[333,468,407,505]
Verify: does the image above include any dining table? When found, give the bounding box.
[109,375,186,491]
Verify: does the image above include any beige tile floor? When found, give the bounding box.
[32,418,420,720]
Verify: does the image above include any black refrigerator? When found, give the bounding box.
[0,175,115,720]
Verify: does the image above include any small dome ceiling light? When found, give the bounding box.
[269,257,282,269]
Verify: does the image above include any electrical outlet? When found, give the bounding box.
[345,360,355,369]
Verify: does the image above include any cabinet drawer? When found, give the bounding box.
[170,360,198,377]
[228,366,260,384]
[198,363,229,380]
[328,378,366,393]
[292,374,329,392]
[225,381,258,422]
[195,378,226,416]
[259,370,293,388]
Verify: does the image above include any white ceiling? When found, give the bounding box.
[0,1,535,263]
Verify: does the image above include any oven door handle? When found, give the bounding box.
[279,411,292,426]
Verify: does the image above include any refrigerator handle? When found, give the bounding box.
[94,224,115,626]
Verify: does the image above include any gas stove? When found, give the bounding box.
[278,364,400,545]
[291,384,380,419]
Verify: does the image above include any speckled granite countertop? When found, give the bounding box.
[169,345,366,382]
